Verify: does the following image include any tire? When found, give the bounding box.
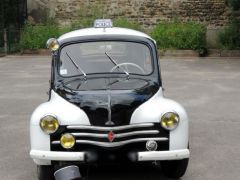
[161,158,189,179]
[37,165,55,180]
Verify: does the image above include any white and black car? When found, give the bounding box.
[30,19,190,180]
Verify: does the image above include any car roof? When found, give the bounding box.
[58,27,155,43]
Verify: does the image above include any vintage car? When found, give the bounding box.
[30,19,190,180]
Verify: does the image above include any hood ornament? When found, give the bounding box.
[105,89,115,126]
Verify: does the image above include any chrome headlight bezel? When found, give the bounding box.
[39,114,59,134]
[160,112,180,130]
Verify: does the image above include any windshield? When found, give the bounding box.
[59,41,153,77]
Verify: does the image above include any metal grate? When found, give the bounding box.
[0,0,27,54]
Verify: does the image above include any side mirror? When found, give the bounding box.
[46,38,59,52]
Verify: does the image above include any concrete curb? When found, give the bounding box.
[2,49,240,58]
[21,49,51,56]
[159,50,199,57]
[208,49,240,57]
[159,49,240,57]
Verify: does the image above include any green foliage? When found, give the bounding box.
[113,18,142,31]
[151,22,207,52]
[72,3,105,29]
[20,23,58,50]
[19,1,144,50]
[72,3,142,31]
[19,20,70,50]
[218,20,240,50]
[226,0,240,10]
[19,15,143,50]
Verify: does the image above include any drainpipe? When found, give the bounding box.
[3,28,7,55]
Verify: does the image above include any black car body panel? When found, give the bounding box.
[56,77,159,126]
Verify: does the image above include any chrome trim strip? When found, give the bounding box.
[52,137,168,148]
[72,133,108,138]
[67,123,154,131]
[116,130,159,138]
[71,130,159,138]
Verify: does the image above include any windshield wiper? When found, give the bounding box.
[105,52,129,79]
[66,52,87,80]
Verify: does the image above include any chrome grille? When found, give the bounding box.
[67,123,154,131]
[51,123,169,148]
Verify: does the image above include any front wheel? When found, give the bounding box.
[161,158,189,179]
[37,165,54,180]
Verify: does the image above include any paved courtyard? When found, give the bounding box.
[0,56,239,180]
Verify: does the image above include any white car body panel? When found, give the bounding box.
[30,90,90,126]
[131,88,189,150]
[30,90,90,164]
[58,27,155,43]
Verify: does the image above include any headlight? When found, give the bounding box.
[160,112,180,130]
[40,115,59,134]
[46,38,59,51]
[60,133,75,149]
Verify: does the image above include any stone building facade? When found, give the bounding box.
[28,0,230,28]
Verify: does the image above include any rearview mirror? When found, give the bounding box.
[46,38,59,51]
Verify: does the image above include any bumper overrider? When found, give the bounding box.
[30,123,189,163]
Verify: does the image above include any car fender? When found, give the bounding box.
[30,90,90,165]
[130,88,189,150]
[30,90,90,126]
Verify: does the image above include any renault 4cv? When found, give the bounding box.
[30,19,190,180]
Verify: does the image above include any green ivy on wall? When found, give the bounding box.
[226,0,240,10]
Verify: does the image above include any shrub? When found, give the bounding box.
[113,18,142,31]
[151,22,207,54]
[72,2,142,31]
[19,20,71,50]
[71,3,105,29]
[20,23,59,50]
[218,20,240,50]
[19,16,143,50]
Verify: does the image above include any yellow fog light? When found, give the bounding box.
[60,133,75,149]
[160,112,180,130]
[40,115,59,134]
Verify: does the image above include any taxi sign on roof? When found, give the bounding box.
[94,19,113,28]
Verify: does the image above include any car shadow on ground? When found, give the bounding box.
[83,164,180,180]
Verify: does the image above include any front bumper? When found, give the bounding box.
[30,149,190,162]
[138,149,190,161]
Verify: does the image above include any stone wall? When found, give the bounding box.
[27,0,56,23]
[27,0,231,48]
[44,0,230,28]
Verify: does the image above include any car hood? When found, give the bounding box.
[56,78,159,126]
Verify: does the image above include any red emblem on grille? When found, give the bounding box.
[108,131,115,142]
